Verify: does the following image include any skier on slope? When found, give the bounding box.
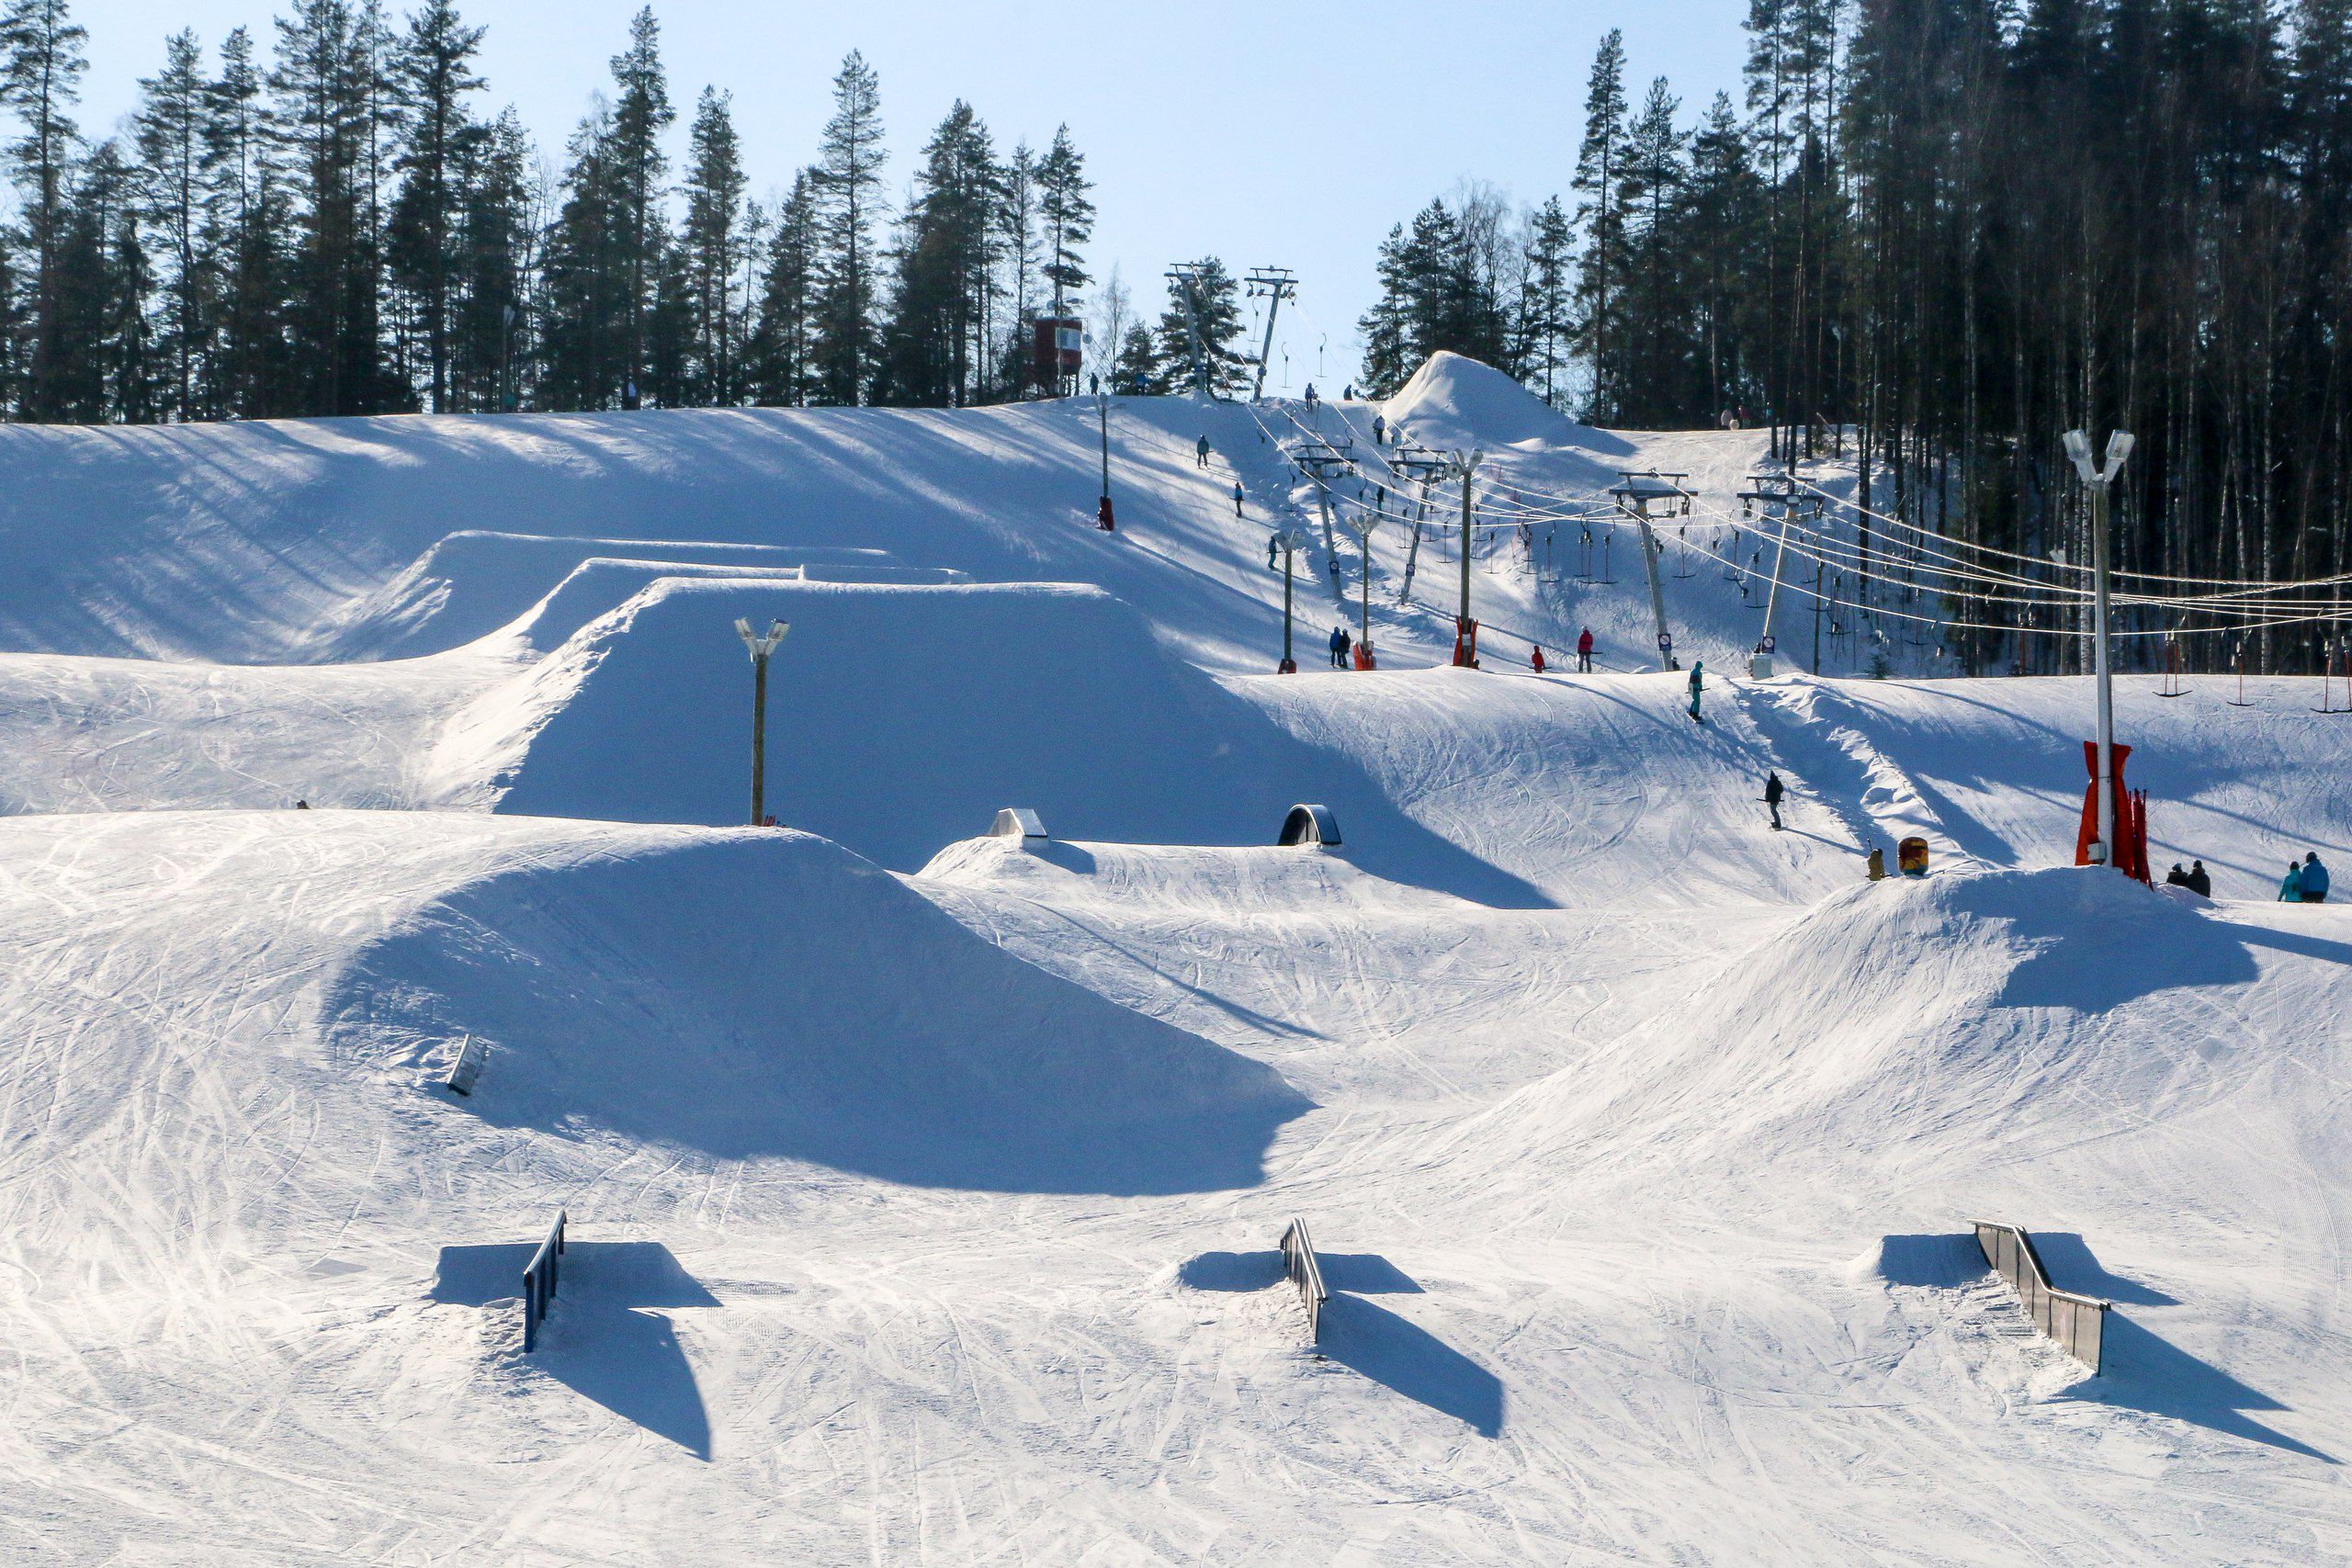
[1373,413,1386,446]
[1531,644,1546,673]
[1329,625,1352,669]
[1233,481,1244,517]
[2279,860,2306,902]
[1196,434,1212,468]
[1687,660,1706,723]
[2301,851,2330,904]
[1764,771,1786,830]
[1267,533,1280,570]
[1577,626,1595,672]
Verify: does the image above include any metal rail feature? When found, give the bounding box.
[1279,1217,1329,1342]
[1973,1219,2109,1372]
[522,1209,567,1353]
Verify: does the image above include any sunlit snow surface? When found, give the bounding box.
[0,359,2345,1563]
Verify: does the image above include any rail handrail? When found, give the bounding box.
[522,1209,567,1353]
[1971,1219,2109,1372]
[1279,1217,1328,1342]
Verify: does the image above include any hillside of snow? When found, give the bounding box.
[0,355,2346,1563]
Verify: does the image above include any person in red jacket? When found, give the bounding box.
[1531,644,1546,673]
[1577,626,1595,672]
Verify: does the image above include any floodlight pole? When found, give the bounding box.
[2066,429,2133,868]
[735,618,788,826]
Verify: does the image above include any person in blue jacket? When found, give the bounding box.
[2300,851,2329,904]
[2279,860,2306,902]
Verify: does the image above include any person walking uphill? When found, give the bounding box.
[1687,660,1706,723]
[2301,851,2331,904]
[1764,771,1785,830]
[1196,434,1212,468]
[1329,625,1352,669]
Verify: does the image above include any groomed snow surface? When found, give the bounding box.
[1,355,2346,1563]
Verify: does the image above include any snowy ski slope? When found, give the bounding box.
[0,356,2346,1563]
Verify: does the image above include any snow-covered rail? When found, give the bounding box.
[1279,1217,1329,1342]
[1973,1220,2109,1371]
[522,1210,568,1353]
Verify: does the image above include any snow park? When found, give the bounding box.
[14,0,2352,1562]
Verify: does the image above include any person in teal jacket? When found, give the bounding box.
[1687,660,1705,723]
[2279,860,2306,902]
[2301,852,2330,904]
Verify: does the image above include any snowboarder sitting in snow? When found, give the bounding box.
[1687,660,1706,722]
[2301,851,2330,904]
[2279,860,2306,902]
[1764,771,1785,831]
[1329,625,1352,669]
[1196,434,1212,468]
[2186,860,2211,897]
[2165,863,2188,886]
[1577,626,1595,673]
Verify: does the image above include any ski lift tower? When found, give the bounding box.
[1289,436,1356,566]
[1244,267,1296,402]
[1735,473,1824,678]
[1387,445,1451,602]
[1165,262,1216,399]
[1611,470,1691,671]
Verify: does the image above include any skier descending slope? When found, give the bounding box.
[1687,660,1706,723]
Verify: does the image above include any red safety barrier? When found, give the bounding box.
[2075,741,2151,882]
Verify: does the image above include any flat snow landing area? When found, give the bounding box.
[0,367,2345,1564]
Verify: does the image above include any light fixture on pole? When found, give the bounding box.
[2063,428,2133,868]
[734,616,788,828]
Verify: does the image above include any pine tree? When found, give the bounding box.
[387,0,483,411]
[1113,320,1155,390]
[877,100,998,406]
[1571,28,1629,423]
[680,85,748,404]
[1521,195,1573,405]
[0,0,87,419]
[133,29,210,421]
[271,0,396,415]
[203,26,286,416]
[1357,222,1413,397]
[748,168,819,407]
[810,50,884,405]
[1618,77,1686,425]
[450,104,530,411]
[538,100,623,410]
[1035,124,1092,321]
[605,7,672,408]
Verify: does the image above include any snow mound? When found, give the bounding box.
[1457,864,2288,1201]
[327,827,1308,1192]
[1383,351,1589,451]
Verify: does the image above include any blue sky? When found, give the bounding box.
[79,1,1748,393]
